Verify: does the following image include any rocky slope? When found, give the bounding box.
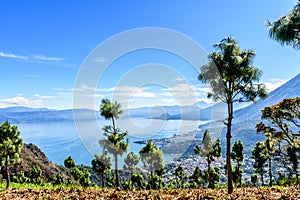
[5,143,62,182]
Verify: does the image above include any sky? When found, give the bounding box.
[0,0,300,109]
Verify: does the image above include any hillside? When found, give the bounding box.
[235,73,300,120]
[158,73,300,157]
[2,143,62,182]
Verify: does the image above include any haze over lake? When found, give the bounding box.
[17,118,205,166]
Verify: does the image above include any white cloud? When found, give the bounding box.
[0,96,43,108]
[159,83,212,106]
[33,94,54,99]
[52,87,74,91]
[112,86,156,98]
[0,51,28,59]
[174,77,185,82]
[33,55,63,61]
[162,98,175,103]
[264,79,288,92]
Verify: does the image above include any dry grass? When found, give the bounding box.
[0,186,299,200]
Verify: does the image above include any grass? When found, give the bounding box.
[0,182,99,191]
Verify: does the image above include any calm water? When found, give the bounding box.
[18,118,203,166]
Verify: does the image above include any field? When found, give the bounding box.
[0,185,299,200]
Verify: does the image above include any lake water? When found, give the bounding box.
[17,118,203,167]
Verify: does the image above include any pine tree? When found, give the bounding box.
[286,145,300,184]
[199,37,267,194]
[99,99,129,187]
[175,165,187,188]
[123,152,140,189]
[194,130,221,188]
[92,151,112,188]
[0,122,23,189]
[64,156,75,169]
[139,140,164,189]
[231,140,244,187]
[252,141,268,185]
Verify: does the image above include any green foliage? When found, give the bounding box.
[256,97,300,147]
[121,180,131,190]
[194,131,221,188]
[99,99,129,187]
[147,174,164,190]
[251,174,258,187]
[139,141,164,176]
[139,140,164,189]
[106,171,115,188]
[207,167,220,189]
[252,141,268,185]
[256,97,300,185]
[0,121,23,189]
[70,165,91,187]
[91,152,111,188]
[199,37,268,104]
[231,141,244,164]
[124,152,140,174]
[12,171,30,184]
[232,166,242,187]
[267,3,300,49]
[64,156,75,169]
[175,165,187,188]
[165,179,177,189]
[286,145,300,184]
[123,152,140,189]
[231,140,244,187]
[100,99,123,120]
[131,173,146,190]
[30,166,43,185]
[276,173,297,186]
[199,37,267,194]
[53,173,65,185]
[188,166,204,188]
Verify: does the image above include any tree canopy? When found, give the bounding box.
[139,140,164,189]
[0,121,23,189]
[99,99,129,188]
[199,37,267,194]
[92,152,112,188]
[268,3,300,49]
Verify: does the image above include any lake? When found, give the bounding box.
[17,118,203,166]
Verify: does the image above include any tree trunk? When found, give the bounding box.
[238,163,242,187]
[114,154,119,187]
[207,155,211,186]
[150,170,153,189]
[261,173,264,186]
[5,166,10,189]
[268,158,272,186]
[130,172,133,190]
[101,173,105,188]
[296,170,299,185]
[226,101,233,194]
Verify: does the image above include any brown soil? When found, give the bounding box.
[0,186,299,200]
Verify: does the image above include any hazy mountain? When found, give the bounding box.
[0,72,299,128]
[121,101,211,119]
[204,73,300,154]
[0,106,52,113]
[0,107,99,124]
[235,73,300,120]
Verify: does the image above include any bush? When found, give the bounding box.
[53,173,65,185]
[12,171,30,184]
[30,166,43,185]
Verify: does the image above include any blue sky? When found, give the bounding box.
[0,0,299,109]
